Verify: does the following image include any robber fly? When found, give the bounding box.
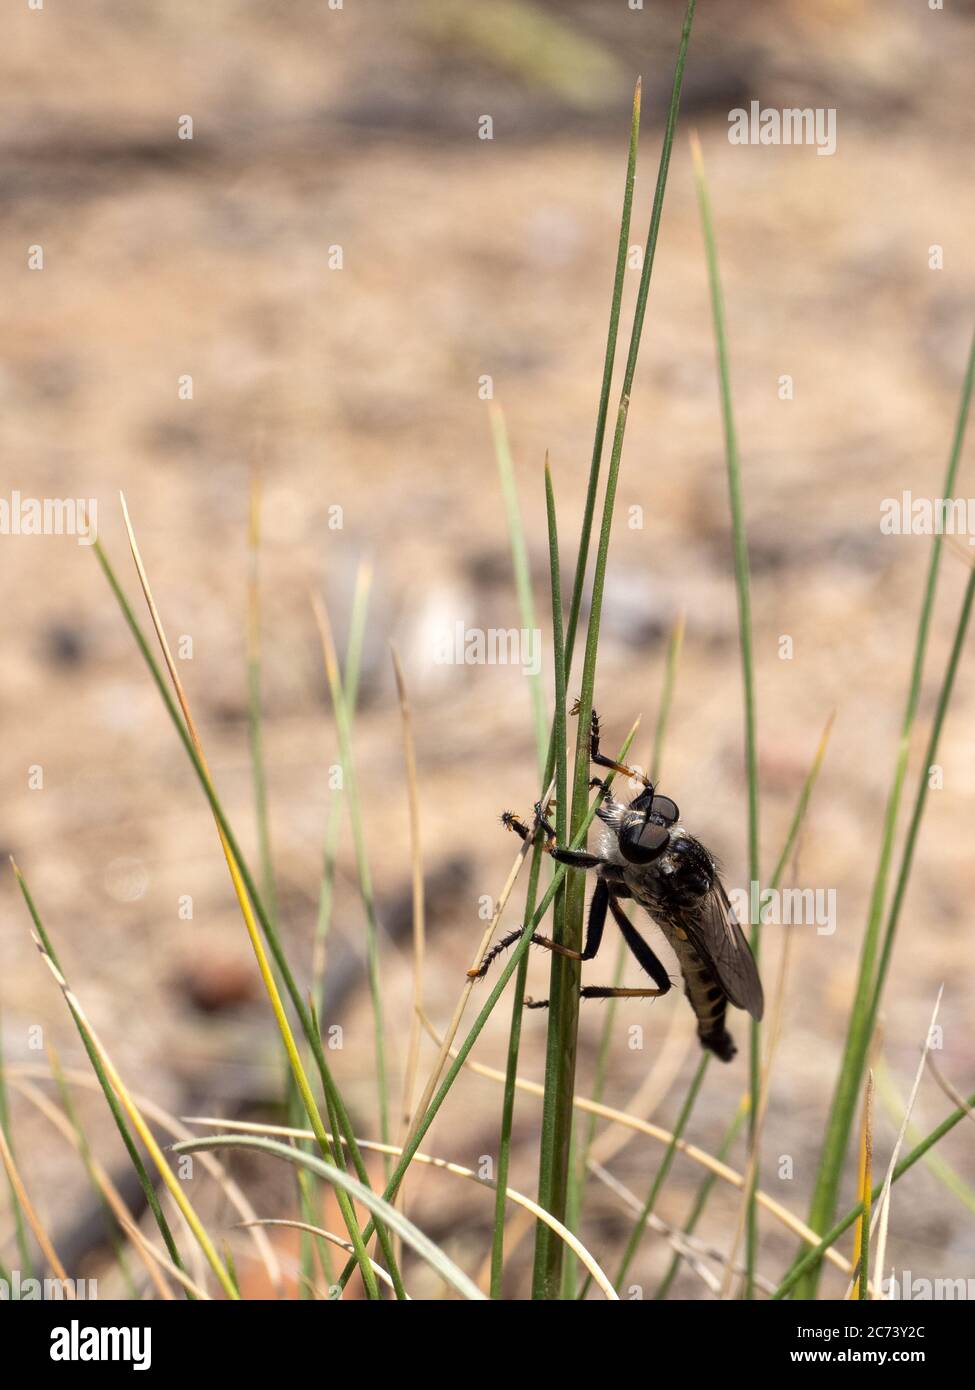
[469,708,764,1061]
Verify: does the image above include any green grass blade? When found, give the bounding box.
[173,1134,486,1300]
[493,407,548,774]
[489,457,568,1298]
[332,728,640,1292]
[247,469,277,928]
[312,590,391,1176]
[797,324,975,1295]
[92,538,401,1297]
[606,1051,709,1296]
[654,1095,749,1299]
[571,610,686,1277]
[0,1007,34,1281]
[774,1083,975,1300]
[562,75,642,667]
[533,0,698,1300]
[10,861,191,1294]
[690,129,761,1298]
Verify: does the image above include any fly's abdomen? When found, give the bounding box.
[670,934,736,1062]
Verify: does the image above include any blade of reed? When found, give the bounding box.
[302,565,373,1285]
[331,728,639,1292]
[110,506,395,1298]
[0,1123,71,1290]
[0,1007,34,1281]
[418,1008,864,1285]
[795,546,975,1295]
[15,1072,171,1299]
[798,323,975,1295]
[193,1114,619,1299]
[850,1071,873,1300]
[15,885,236,1297]
[313,562,371,992]
[690,128,762,1298]
[533,0,698,1299]
[173,1134,486,1300]
[239,1219,399,1298]
[488,456,568,1299]
[492,72,643,1294]
[492,407,548,776]
[311,589,391,1174]
[94,527,402,1295]
[47,1044,139,1297]
[774,1080,975,1300]
[866,988,942,1298]
[390,644,426,1281]
[10,860,189,1292]
[608,1051,709,1295]
[247,464,277,927]
[248,468,324,1292]
[653,708,833,1298]
[575,612,685,1235]
[654,1095,749,1299]
[392,645,425,1137]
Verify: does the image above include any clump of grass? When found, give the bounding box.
[4,0,975,1306]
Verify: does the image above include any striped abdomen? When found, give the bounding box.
[666,929,736,1061]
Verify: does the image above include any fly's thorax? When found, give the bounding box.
[624,829,714,910]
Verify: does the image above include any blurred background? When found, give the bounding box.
[2,0,975,1298]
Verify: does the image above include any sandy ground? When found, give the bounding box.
[1,0,974,1297]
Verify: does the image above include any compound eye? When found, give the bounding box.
[651,795,679,826]
[636,822,669,854]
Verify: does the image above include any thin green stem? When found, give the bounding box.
[333,729,639,1293]
[11,865,190,1293]
[608,1052,709,1296]
[797,323,975,1295]
[691,131,761,1297]
[774,1085,975,1300]
[532,0,697,1300]
[92,539,402,1298]
[654,1096,749,1299]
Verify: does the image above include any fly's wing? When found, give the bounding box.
[681,878,764,1021]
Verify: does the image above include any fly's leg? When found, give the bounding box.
[500,810,606,871]
[542,891,674,1004]
[570,701,651,789]
[472,876,610,984]
[523,878,609,1007]
[602,892,673,995]
[467,927,587,981]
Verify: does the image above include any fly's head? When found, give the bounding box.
[616,784,680,865]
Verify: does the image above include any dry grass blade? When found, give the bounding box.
[17,933,236,1297]
[118,495,381,1295]
[869,987,944,1297]
[391,644,426,1135]
[0,1118,72,1291]
[588,1161,777,1297]
[850,1071,874,1301]
[719,890,797,1297]
[416,1010,860,1279]
[237,1219,402,1297]
[184,1116,619,1301]
[926,1055,975,1126]
[11,1077,173,1299]
[8,1063,283,1295]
